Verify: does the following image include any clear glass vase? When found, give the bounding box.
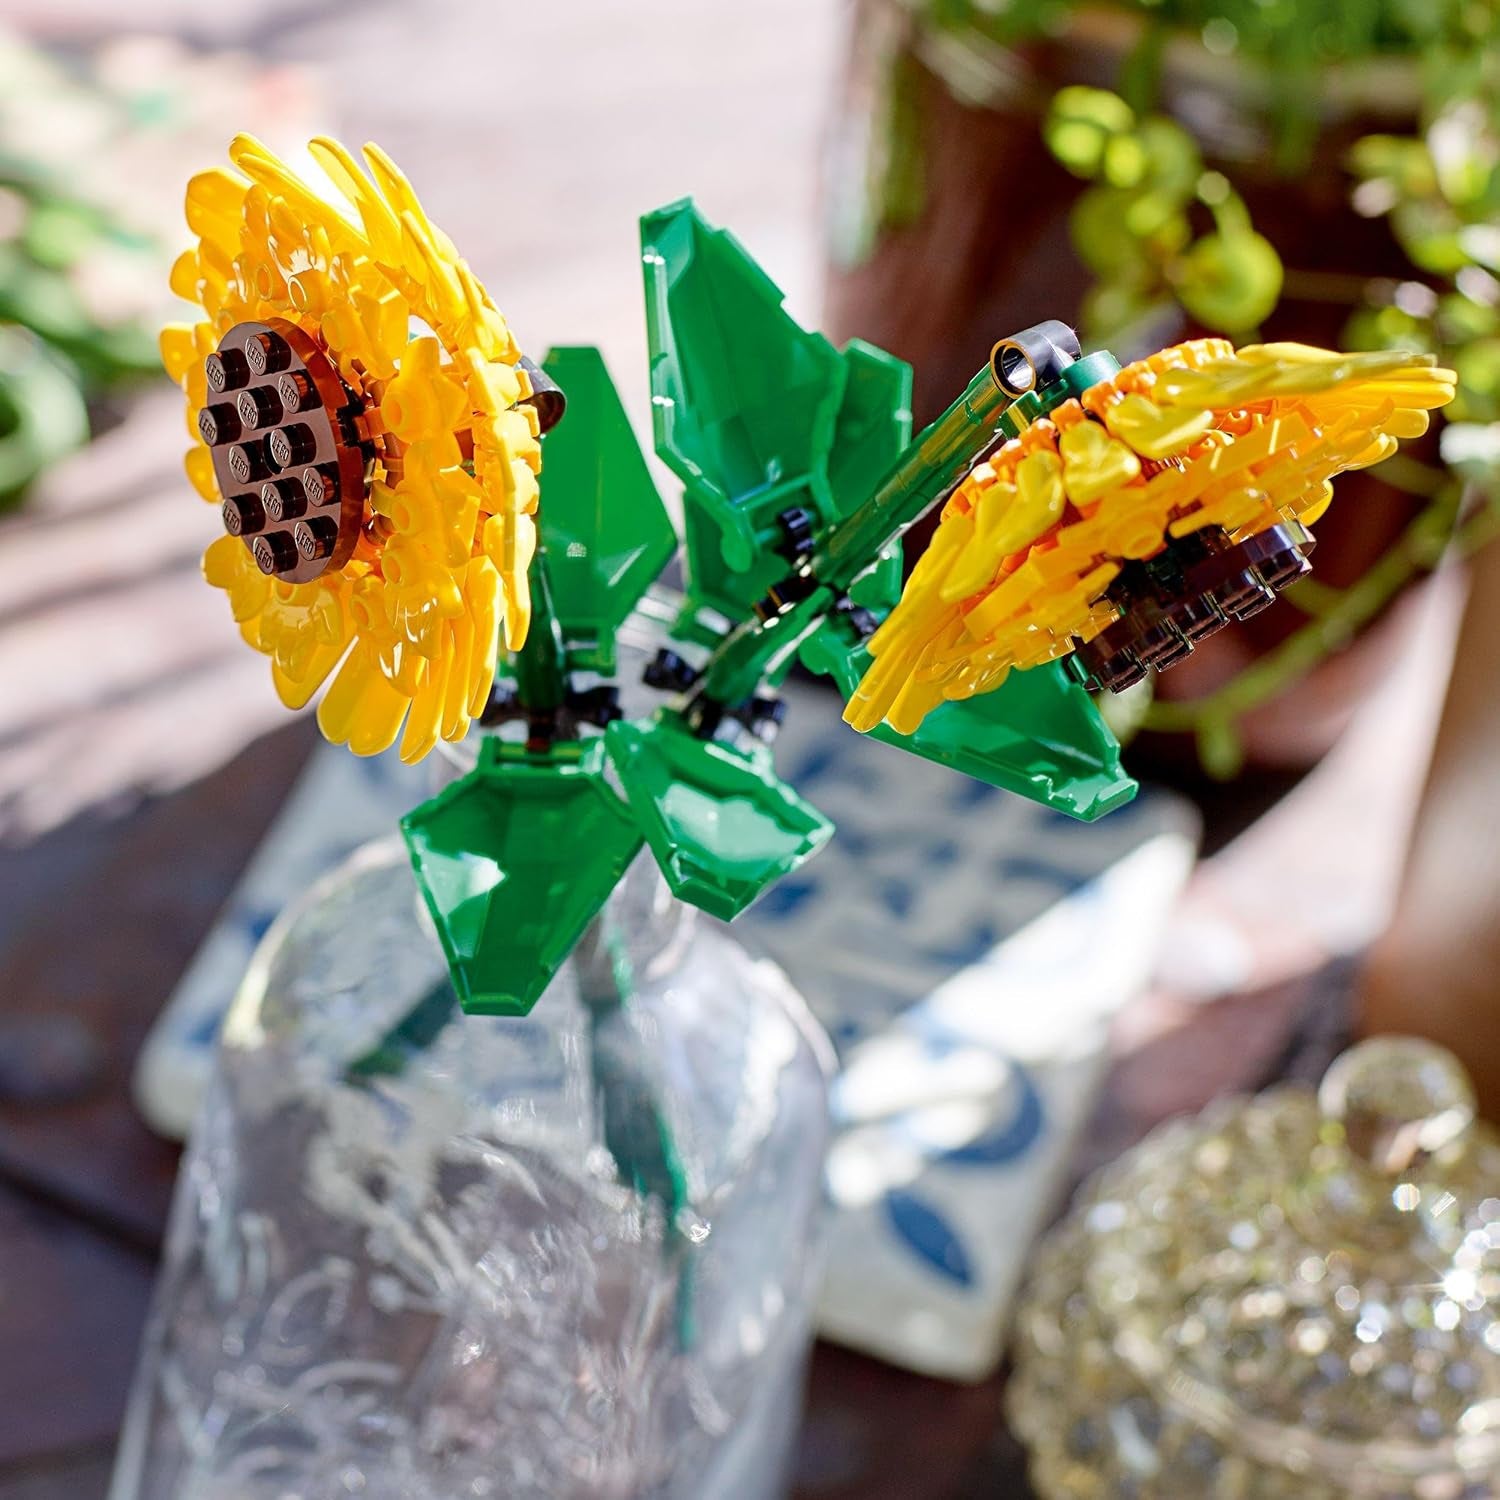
[109,830,833,1500]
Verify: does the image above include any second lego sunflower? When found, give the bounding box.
[845,338,1455,736]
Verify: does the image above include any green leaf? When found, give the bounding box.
[799,623,1136,823]
[1044,86,1135,180]
[535,346,677,673]
[1392,198,1469,275]
[1453,337,1500,422]
[1342,304,1432,354]
[1136,117,1202,203]
[1070,188,1154,279]
[1197,716,1244,781]
[1440,420,1500,482]
[603,714,833,920]
[1348,134,1437,198]
[1102,131,1150,190]
[1080,283,1174,346]
[401,742,645,1016]
[23,199,101,269]
[1175,231,1284,333]
[1438,290,1499,344]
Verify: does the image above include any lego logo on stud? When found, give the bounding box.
[276,371,315,413]
[236,386,283,431]
[301,464,340,507]
[227,440,271,484]
[204,348,249,395]
[244,330,291,377]
[222,493,266,537]
[260,478,305,523]
[198,403,241,446]
[251,532,298,576]
[294,516,338,560]
[269,423,316,471]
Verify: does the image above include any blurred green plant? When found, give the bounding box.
[0,33,168,507]
[1044,86,1283,339]
[865,0,1500,774]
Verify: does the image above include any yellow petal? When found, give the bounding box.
[399,653,448,764]
[229,134,355,248]
[464,558,502,716]
[317,645,409,756]
[160,324,198,383]
[499,512,536,650]
[991,450,1066,554]
[1058,417,1141,505]
[185,445,220,503]
[184,168,247,254]
[273,633,349,710]
[939,485,1018,602]
[1103,392,1215,460]
[886,673,948,736]
[1297,479,1336,527]
[308,135,403,262]
[441,613,474,742]
[201,534,245,590]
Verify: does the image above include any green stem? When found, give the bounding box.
[575,905,696,1349]
[693,357,1018,707]
[511,549,568,713]
[1118,21,1167,115]
[1276,268,1394,305]
[815,357,1016,585]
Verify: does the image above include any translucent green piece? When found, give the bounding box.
[536,346,678,672]
[400,742,645,1016]
[640,199,911,625]
[799,621,1137,822]
[603,713,834,920]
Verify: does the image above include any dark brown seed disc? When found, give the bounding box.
[198,318,371,584]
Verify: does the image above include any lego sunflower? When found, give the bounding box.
[160,135,542,762]
[846,339,1456,735]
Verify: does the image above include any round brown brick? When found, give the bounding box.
[251,531,299,575]
[236,385,283,431]
[205,348,250,394]
[260,478,306,523]
[268,423,317,471]
[222,493,266,537]
[198,403,242,447]
[244,329,291,377]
